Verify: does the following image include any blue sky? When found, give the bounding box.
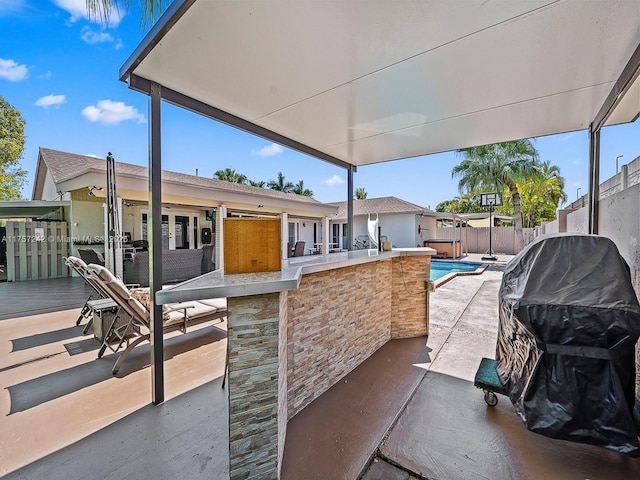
[2,0,639,210]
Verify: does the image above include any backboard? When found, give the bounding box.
[480,192,503,207]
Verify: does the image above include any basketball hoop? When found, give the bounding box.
[480,192,503,207]
[480,192,501,260]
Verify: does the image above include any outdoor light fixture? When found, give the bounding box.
[88,185,104,196]
[577,187,582,200]
[616,155,624,174]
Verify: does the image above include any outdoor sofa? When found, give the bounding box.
[124,248,210,286]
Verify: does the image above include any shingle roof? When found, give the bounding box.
[38,147,323,206]
[328,196,430,220]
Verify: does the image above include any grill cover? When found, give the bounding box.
[496,233,640,455]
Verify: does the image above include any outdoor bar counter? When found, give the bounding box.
[157,247,435,479]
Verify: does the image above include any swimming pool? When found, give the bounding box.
[430,260,483,281]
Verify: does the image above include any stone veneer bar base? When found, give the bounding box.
[225,254,430,478]
[227,293,284,480]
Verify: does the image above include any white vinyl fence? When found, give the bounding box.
[4,221,70,281]
[435,226,534,255]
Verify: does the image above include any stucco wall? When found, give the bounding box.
[70,200,105,252]
[598,186,640,407]
[566,206,588,234]
[41,174,59,201]
[380,213,416,247]
[598,186,640,296]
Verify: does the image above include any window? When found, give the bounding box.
[288,222,298,245]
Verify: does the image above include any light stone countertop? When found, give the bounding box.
[155,247,435,304]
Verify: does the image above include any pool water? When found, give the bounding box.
[430,260,483,281]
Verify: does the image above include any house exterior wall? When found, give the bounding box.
[417,216,437,245]
[379,213,416,247]
[40,174,59,201]
[69,199,105,257]
[330,212,432,249]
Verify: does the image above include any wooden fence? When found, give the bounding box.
[435,226,534,255]
[4,221,70,281]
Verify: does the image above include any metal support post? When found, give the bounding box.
[149,81,164,404]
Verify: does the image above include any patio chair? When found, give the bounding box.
[292,241,306,257]
[85,263,227,375]
[64,255,113,334]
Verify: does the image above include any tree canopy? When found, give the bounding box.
[0,95,27,200]
[443,142,566,232]
[214,168,247,184]
[267,171,294,193]
[453,140,544,250]
[499,160,567,228]
[213,168,314,197]
[291,180,313,197]
[354,187,367,200]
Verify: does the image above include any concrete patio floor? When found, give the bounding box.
[1,265,640,479]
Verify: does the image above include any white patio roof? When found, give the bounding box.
[120,0,640,169]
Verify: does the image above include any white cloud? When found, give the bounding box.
[81,27,114,45]
[324,174,344,187]
[254,143,283,157]
[82,100,145,125]
[35,94,67,108]
[0,58,28,81]
[38,71,52,79]
[559,133,575,142]
[53,0,123,26]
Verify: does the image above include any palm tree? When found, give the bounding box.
[453,140,543,251]
[267,172,294,193]
[248,179,266,188]
[292,180,313,197]
[214,168,248,184]
[354,187,367,200]
[507,161,567,228]
[86,0,169,27]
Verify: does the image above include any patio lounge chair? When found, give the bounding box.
[64,255,113,333]
[292,241,306,257]
[85,263,227,375]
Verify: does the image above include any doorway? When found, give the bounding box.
[175,216,190,249]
